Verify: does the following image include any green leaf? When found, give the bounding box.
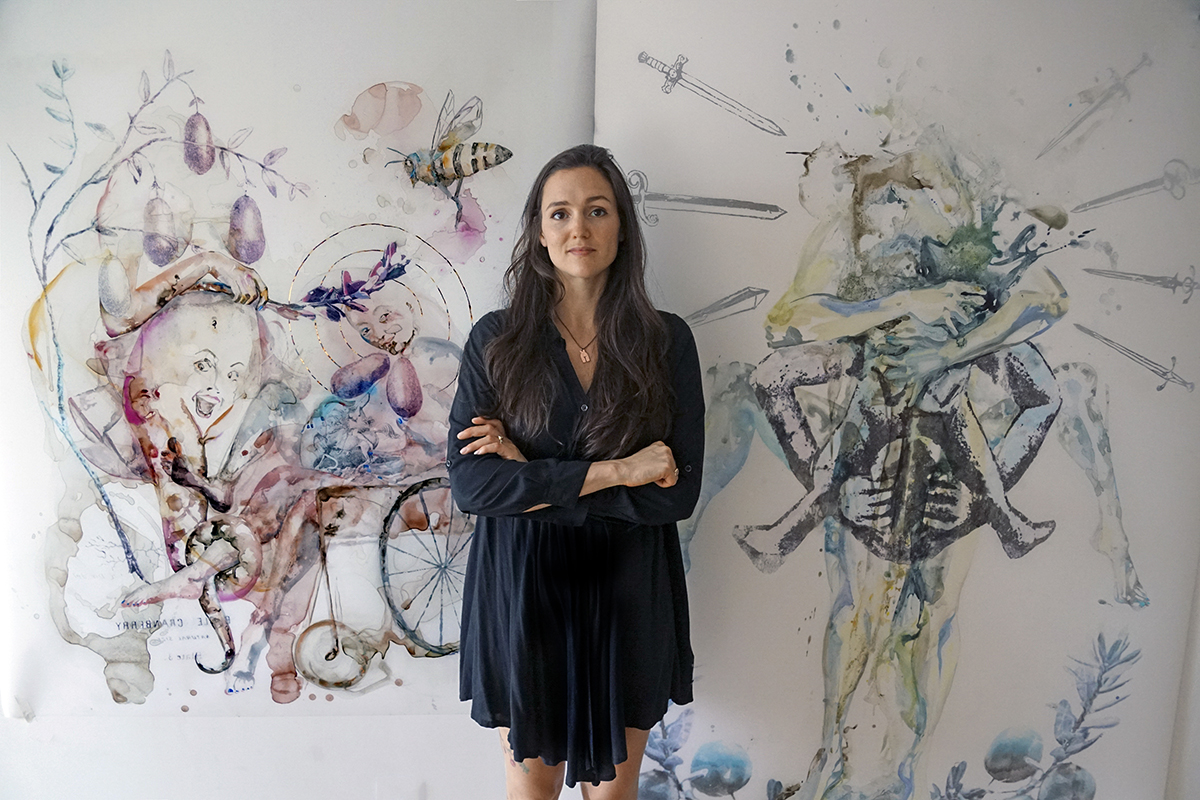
[44,162,64,174]
[38,83,64,100]
[46,106,70,124]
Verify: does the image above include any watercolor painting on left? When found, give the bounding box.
[0,1,594,714]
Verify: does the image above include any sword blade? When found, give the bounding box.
[1038,55,1150,159]
[1038,89,1117,160]
[685,287,770,326]
[1071,176,1165,213]
[1082,268,1181,291]
[645,191,787,220]
[673,72,787,136]
[1074,323,1194,390]
[638,51,786,136]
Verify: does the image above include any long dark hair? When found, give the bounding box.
[484,144,672,459]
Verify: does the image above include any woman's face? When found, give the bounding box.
[346,300,417,355]
[538,166,621,288]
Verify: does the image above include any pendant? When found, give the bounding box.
[580,349,591,363]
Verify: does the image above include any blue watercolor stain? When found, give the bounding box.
[690,742,752,796]
[834,72,853,93]
[984,728,1043,783]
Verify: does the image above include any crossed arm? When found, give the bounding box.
[446,314,705,527]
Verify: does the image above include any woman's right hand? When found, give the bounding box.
[616,441,678,488]
[457,417,527,462]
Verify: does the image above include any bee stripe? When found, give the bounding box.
[451,144,464,179]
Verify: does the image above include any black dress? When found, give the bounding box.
[447,310,703,787]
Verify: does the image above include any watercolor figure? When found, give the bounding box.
[84,251,331,700]
[16,53,483,704]
[680,133,1146,799]
[301,264,462,484]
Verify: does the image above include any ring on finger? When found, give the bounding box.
[497,435,504,444]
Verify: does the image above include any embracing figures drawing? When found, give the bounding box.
[682,134,1147,800]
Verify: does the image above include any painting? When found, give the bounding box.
[0,0,595,717]
[592,0,1200,798]
[1,0,1198,798]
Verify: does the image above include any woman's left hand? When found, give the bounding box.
[457,417,527,462]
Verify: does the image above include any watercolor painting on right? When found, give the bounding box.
[595,0,1200,798]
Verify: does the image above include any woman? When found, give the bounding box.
[447,144,704,798]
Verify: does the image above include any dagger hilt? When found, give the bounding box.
[638,52,687,94]
[1162,159,1196,201]
[625,169,659,227]
[1178,265,1196,304]
[1156,356,1195,392]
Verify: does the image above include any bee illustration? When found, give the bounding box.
[387,91,513,226]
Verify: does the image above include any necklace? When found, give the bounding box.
[554,312,598,364]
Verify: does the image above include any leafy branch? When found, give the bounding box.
[10,50,307,286]
[930,632,1138,800]
[1052,632,1139,762]
[10,52,308,577]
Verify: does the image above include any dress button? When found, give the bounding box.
[445,459,452,468]
[581,404,589,411]
[684,464,692,473]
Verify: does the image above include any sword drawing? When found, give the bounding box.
[685,287,770,327]
[1083,265,1196,304]
[1075,323,1193,391]
[638,51,786,137]
[626,170,786,227]
[1038,54,1151,159]
[1072,158,1200,213]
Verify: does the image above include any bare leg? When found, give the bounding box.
[580,728,650,800]
[679,362,763,570]
[500,728,567,800]
[230,489,323,699]
[1053,363,1147,606]
[915,380,1053,560]
[734,470,838,573]
[878,535,978,799]
[969,345,1061,491]
[753,343,859,490]
[796,522,895,800]
[121,538,239,606]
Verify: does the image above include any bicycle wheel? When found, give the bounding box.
[379,476,473,656]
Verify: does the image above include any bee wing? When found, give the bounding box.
[436,96,483,152]
[431,90,457,151]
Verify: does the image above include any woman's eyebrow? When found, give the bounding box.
[545,195,613,208]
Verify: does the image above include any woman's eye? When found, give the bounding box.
[227,370,241,382]
[194,359,213,373]
[361,327,371,337]
[590,207,607,217]
[550,210,566,220]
